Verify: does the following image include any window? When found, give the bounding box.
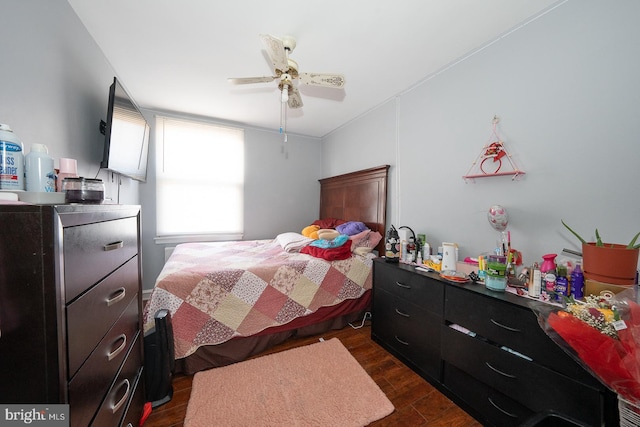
[155,116,244,243]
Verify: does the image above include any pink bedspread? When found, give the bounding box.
[143,240,373,359]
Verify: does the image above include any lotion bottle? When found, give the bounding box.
[529,262,542,298]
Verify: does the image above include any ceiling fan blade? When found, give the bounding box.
[288,86,303,109]
[260,34,288,72]
[299,73,345,88]
[228,76,276,85]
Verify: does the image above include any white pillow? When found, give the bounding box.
[276,232,313,253]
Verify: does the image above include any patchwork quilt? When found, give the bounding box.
[143,240,374,359]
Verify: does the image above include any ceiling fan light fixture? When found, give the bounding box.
[228,34,345,143]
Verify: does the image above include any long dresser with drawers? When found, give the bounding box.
[372,258,619,426]
[0,204,144,427]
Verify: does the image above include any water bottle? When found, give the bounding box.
[571,261,584,300]
[25,143,55,192]
[0,124,25,190]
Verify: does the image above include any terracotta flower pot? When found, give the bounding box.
[582,242,639,285]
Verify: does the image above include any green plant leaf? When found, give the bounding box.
[628,231,640,249]
[561,220,586,244]
[595,229,603,247]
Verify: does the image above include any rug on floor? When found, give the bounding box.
[184,337,394,427]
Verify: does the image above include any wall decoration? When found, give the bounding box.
[463,116,525,182]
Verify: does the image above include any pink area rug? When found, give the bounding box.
[184,338,394,426]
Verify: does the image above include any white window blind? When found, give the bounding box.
[155,116,244,243]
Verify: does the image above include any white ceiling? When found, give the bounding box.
[67,0,560,138]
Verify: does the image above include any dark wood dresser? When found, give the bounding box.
[372,259,618,427]
[0,204,144,427]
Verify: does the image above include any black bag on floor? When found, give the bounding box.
[144,309,175,408]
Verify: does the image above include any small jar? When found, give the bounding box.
[63,177,105,203]
[485,261,507,292]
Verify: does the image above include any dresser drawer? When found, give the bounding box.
[443,362,532,426]
[441,325,603,425]
[67,256,139,378]
[374,262,443,315]
[119,369,145,427]
[444,286,599,384]
[92,339,143,427]
[373,287,441,379]
[64,216,139,302]
[68,299,139,427]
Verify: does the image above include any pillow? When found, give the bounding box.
[301,225,320,240]
[353,246,374,256]
[349,230,371,250]
[353,231,383,250]
[317,229,340,240]
[336,221,368,236]
[276,232,313,253]
[311,218,346,229]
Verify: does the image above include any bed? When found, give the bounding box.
[143,165,389,374]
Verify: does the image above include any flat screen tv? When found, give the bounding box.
[100,77,150,182]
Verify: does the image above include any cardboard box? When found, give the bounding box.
[584,278,634,298]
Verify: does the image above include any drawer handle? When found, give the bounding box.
[107,334,127,361]
[107,287,126,307]
[395,281,411,289]
[485,361,517,378]
[112,378,131,415]
[103,240,124,251]
[394,335,409,346]
[487,396,518,418]
[395,308,410,318]
[490,318,521,333]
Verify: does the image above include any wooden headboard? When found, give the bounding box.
[319,165,390,255]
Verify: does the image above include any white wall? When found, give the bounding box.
[0,0,137,202]
[323,0,640,267]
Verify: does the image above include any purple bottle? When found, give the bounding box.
[571,262,584,299]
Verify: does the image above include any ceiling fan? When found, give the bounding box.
[228,34,345,111]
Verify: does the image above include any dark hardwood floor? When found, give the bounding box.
[144,322,481,427]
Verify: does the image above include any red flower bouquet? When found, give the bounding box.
[533,288,640,405]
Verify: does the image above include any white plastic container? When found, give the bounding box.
[25,143,55,192]
[0,124,24,190]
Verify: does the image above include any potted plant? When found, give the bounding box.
[561,220,640,285]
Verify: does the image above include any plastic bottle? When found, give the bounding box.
[541,254,557,296]
[555,265,569,302]
[407,237,416,263]
[384,225,400,263]
[529,262,542,298]
[571,261,584,300]
[422,242,431,259]
[25,144,55,192]
[0,124,25,190]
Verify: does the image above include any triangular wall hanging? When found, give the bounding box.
[463,116,525,182]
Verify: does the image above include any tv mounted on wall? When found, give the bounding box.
[100,77,150,182]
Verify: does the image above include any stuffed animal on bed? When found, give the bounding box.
[301,225,320,240]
